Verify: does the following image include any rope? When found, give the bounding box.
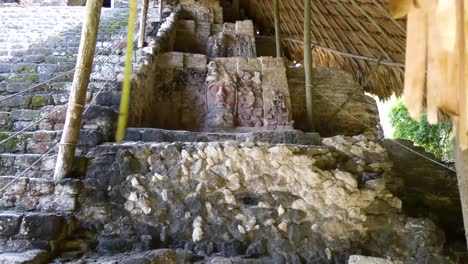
[313,87,457,172]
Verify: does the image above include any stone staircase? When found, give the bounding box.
[0,7,141,179]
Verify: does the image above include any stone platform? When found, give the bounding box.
[125,128,321,145]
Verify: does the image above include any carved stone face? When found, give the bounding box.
[207,81,235,112]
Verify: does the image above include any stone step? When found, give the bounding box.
[0,129,104,154]
[0,210,78,263]
[0,153,54,178]
[125,128,321,145]
[0,177,80,212]
[0,211,75,241]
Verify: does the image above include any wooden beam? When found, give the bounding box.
[274,0,282,57]
[54,0,103,181]
[304,0,314,131]
[138,0,149,48]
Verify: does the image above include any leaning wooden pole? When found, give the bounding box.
[274,0,282,57]
[54,0,103,181]
[304,0,314,131]
[138,0,149,48]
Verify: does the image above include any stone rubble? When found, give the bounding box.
[72,134,446,263]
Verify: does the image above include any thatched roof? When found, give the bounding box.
[244,0,406,99]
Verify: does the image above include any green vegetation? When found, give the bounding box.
[389,101,454,160]
[0,132,28,152]
[24,96,47,109]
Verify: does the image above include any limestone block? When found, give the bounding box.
[158,52,184,68]
[235,20,255,36]
[0,177,28,195]
[28,178,54,196]
[54,179,81,196]
[0,213,21,236]
[0,250,50,264]
[223,23,236,35]
[183,54,207,69]
[38,195,77,212]
[177,20,196,32]
[348,255,402,264]
[19,213,67,240]
[10,109,39,122]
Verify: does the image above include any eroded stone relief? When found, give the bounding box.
[203,60,292,131]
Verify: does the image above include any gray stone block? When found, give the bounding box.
[12,121,37,132]
[6,83,29,93]
[19,213,67,240]
[10,109,40,121]
[37,64,58,74]
[0,213,21,237]
[0,63,11,73]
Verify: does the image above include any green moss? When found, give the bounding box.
[7,74,39,83]
[17,66,26,72]
[32,96,46,108]
[24,96,47,109]
[47,56,68,64]
[0,132,28,152]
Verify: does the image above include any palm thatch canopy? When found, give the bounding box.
[244,0,406,99]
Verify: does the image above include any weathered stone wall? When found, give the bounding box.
[383,139,464,248]
[287,67,381,136]
[71,135,445,262]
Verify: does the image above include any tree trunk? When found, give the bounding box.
[138,0,149,48]
[304,0,314,131]
[274,0,282,58]
[54,0,103,181]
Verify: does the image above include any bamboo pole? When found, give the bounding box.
[54,0,103,181]
[304,0,314,131]
[138,0,149,48]
[115,0,138,142]
[274,0,282,57]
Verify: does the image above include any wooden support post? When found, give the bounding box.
[159,0,163,22]
[304,0,314,131]
[54,0,103,181]
[233,0,240,21]
[455,136,468,248]
[138,0,149,48]
[274,0,282,58]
